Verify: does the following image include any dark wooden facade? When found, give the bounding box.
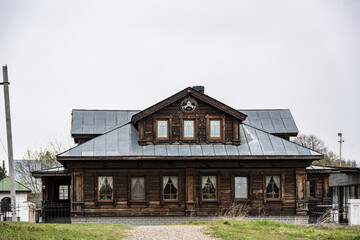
[34,86,323,221]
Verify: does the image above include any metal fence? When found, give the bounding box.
[42,201,70,221]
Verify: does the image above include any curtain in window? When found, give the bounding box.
[273,176,280,188]
[163,176,170,189]
[131,177,145,200]
[265,176,272,186]
[171,176,178,189]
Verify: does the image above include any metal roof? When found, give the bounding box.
[0,177,31,192]
[32,167,70,178]
[239,109,298,135]
[59,123,321,159]
[71,110,139,135]
[71,109,298,137]
[306,165,338,170]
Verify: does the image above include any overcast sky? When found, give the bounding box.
[0,0,359,170]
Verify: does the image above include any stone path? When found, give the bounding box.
[125,225,217,240]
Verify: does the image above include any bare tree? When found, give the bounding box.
[293,134,328,154]
[14,138,72,195]
[292,134,357,168]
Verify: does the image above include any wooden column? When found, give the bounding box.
[295,168,308,215]
[73,170,84,214]
[186,168,196,216]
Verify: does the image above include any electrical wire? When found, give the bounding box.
[0,136,8,155]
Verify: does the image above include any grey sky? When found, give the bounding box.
[0,0,359,171]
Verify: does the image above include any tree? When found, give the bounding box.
[15,138,71,195]
[292,134,358,168]
[0,160,6,180]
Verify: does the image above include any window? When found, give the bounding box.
[306,180,315,198]
[265,175,280,200]
[98,176,113,201]
[131,177,145,200]
[235,177,248,199]
[0,197,11,212]
[59,185,69,200]
[156,120,169,139]
[210,119,221,139]
[183,120,195,139]
[202,176,217,200]
[163,176,178,200]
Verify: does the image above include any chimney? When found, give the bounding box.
[192,85,205,93]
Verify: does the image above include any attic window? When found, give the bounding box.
[156,120,169,140]
[183,120,195,139]
[210,119,221,139]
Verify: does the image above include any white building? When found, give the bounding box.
[0,177,36,222]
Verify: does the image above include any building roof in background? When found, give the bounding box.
[0,177,31,192]
[59,123,321,159]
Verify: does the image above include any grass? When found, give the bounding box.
[1,220,360,240]
[0,222,131,240]
[187,220,360,240]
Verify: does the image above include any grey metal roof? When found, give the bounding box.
[71,109,298,137]
[59,123,321,159]
[239,109,298,135]
[306,165,338,170]
[71,110,139,135]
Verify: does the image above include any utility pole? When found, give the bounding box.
[1,65,17,221]
[338,133,344,168]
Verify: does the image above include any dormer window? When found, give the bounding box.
[156,119,169,140]
[210,119,221,139]
[183,120,195,140]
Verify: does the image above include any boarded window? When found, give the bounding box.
[157,120,168,139]
[131,177,145,200]
[163,176,178,200]
[210,120,221,139]
[98,176,113,201]
[235,177,248,199]
[183,120,195,139]
[202,176,217,200]
[265,176,280,199]
[59,185,69,200]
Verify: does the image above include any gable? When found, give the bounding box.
[136,95,243,145]
[131,87,247,126]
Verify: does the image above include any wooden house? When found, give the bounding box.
[33,86,323,224]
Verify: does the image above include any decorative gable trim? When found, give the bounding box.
[131,87,247,126]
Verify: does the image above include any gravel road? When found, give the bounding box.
[125,225,217,240]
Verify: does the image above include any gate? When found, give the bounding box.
[42,201,70,223]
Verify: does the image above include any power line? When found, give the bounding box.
[0,136,8,155]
